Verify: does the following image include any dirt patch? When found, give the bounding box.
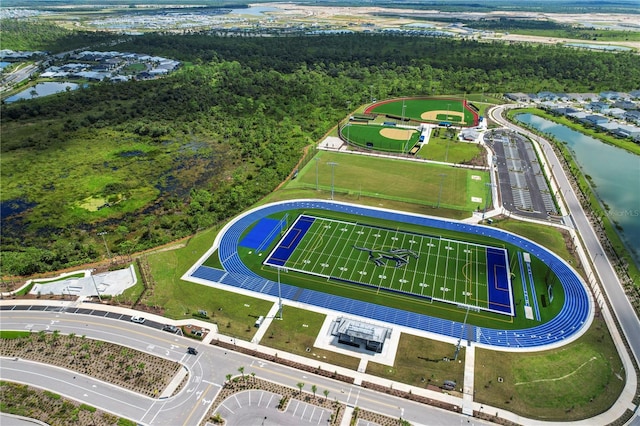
[421,110,466,123]
[379,128,415,140]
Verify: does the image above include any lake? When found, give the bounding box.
[515,113,640,268]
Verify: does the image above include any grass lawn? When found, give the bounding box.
[491,217,578,268]
[367,333,465,391]
[417,132,484,164]
[474,316,625,421]
[286,150,489,212]
[261,305,361,370]
[143,226,275,339]
[264,187,472,221]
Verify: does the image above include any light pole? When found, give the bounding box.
[327,162,338,200]
[314,157,320,190]
[401,100,406,124]
[97,231,111,261]
[436,173,447,208]
[275,266,286,320]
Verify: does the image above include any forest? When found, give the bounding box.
[2,28,640,276]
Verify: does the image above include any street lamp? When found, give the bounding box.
[91,273,102,302]
[327,162,338,200]
[97,231,111,261]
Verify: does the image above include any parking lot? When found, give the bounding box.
[486,129,557,220]
[212,390,332,426]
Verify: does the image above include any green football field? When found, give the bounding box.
[264,214,514,316]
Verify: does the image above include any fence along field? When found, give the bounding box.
[264,215,514,316]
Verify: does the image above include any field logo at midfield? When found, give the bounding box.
[354,246,419,268]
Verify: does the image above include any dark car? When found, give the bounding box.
[162,324,178,333]
[187,347,198,355]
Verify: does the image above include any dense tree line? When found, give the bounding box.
[0,20,116,52]
[2,32,640,276]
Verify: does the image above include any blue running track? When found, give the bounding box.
[189,200,591,349]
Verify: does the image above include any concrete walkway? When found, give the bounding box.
[462,344,475,416]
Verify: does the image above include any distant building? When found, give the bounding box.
[504,93,529,103]
[599,91,621,100]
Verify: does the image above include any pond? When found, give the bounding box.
[4,81,80,103]
[230,6,279,16]
[565,43,633,52]
[515,113,640,268]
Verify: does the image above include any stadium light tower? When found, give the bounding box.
[401,100,406,123]
[327,162,338,200]
[314,157,320,190]
[454,304,471,361]
[483,182,495,219]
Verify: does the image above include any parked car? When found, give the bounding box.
[187,347,198,355]
[130,316,145,324]
[162,324,178,333]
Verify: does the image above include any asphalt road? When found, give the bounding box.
[488,104,640,367]
[0,310,486,426]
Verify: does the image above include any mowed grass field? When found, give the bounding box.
[367,333,466,391]
[475,317,625,421]
[417,131,485,164]
[261,305,361,370]
[286,151,489,212]
[340,123,419,153]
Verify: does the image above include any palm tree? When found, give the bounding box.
[51,330,60,346]
[226,374,232,385]
[238,366,245,383]
[323,389,329,401]
[311,385,317,399]
[251,372,256,383]
[296,382,304,396]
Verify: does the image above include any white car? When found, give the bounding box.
[131,315,145,324]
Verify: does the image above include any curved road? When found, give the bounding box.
[0,309,483,426]
[488,104,640,366]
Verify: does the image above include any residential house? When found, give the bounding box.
[624,110,640,125]
[587,102,610,113]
